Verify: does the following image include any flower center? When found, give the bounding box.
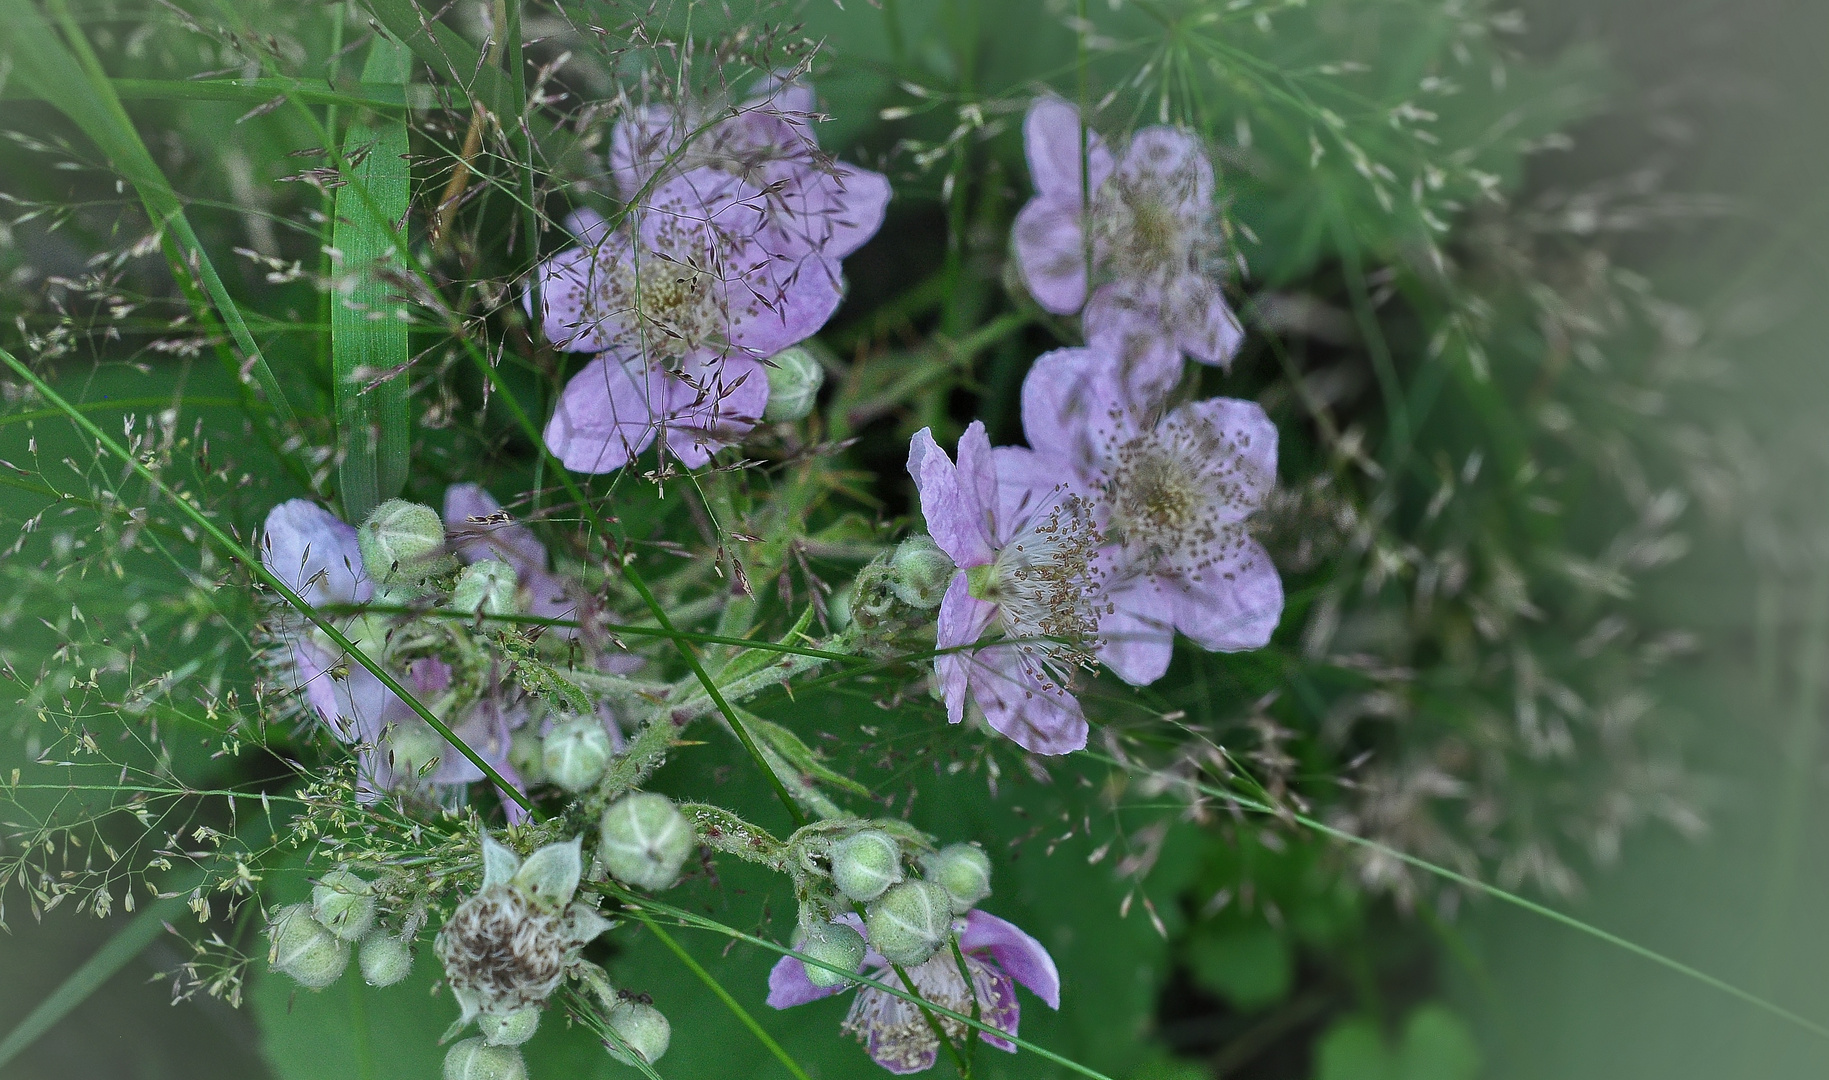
[435,885,570,1012]
[624,257,722,359]
[1102,417,1262,578]
[842,951,1017,1071]
[981,494,1104,678]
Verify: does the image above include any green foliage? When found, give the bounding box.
[1313,1005,1480,1080]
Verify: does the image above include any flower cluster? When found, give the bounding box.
[906,98,1283,754]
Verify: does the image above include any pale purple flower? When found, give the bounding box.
[609,74,891,262]
[537,168,841,471]
[1000,346,1283,686]
[444,483,580,634]
[907,422,1100,755]
[1012,97,1242,367]
[259,497,533,811]
[767,910,1060,1074]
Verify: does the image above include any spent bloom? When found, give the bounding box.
[436,835,612,1024]
[766,910,1060,1074]
[1001,345,1283,686]
[539,77,888,474]
[1013,97,1242,367]
[908,421,1102,755]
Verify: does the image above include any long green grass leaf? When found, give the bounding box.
[333,35,413,522]
[0,892,187,1069]
[0,0,299,429]
[635,914,814,1080]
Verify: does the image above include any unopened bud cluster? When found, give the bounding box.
[267,868,413,991]
[796,829,996,980]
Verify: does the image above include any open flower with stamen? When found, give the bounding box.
[1000,345,1283,686]
[907,421,1101,755]
[1013,97,1242,367]
[766,910,1060,1074]
[537,166,846,472]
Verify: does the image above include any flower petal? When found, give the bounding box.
[1167,275,1244,368]
[609,103,681,199]
[908,428,995,568]
[658,355,769,468]
[1084,286,1186,403]
[1166,396,1278,517]
[1023,97,1113,199]
[1018,347,1134,476]
[545,356,663,473]
[966,647,1089,756]
[766,954,849,1008]
[1012,196,1089,315]
[261,499,368,607]
[1165,535,1283,652]
[1118,126,1213,218]
[1097,576,1177,687]
[936,575,997,727]
[960,910,1061,1009]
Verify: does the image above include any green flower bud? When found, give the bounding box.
[268,903,350,989]
[830,829,903,902]
[887,535,955,609]
[443,1038,527,1080]
[358,932,413,987]
[542,718,612,792]
[480,1007,541,1047]
[762,346,825,422]
[605,1001,671,1067]
[866,881,953,966]
[508,727,545,786]
[451,559,519,617]
[921,843,992,913]
[311,869,376,941]
[387,720,446,779]
[358,499,452,589]
[795,919,866,988]
[599,793,694,891]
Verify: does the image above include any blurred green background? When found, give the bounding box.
[3,0,1829,1077]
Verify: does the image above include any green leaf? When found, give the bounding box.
[746,714,871,798]
[1186,924,1293,1011]
[1313,1006,1481,1080]
[0,0,299,428]
[332,35,413,522]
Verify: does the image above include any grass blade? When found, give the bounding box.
[635,913,813,1080]
[0,892,186,1069]
[0,0,300,429]
[333,34,414,522]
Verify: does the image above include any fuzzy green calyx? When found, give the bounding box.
[480,1007,541,1047]
[312,869,377,941]
[542,718,612,793]
[268,902,351,989]
[762,346,826,422]
[831,829,903,902]
[866,880,953,966]
[359,932,413,987]
[444,1038,527,1080]
[796,919,867,988]
[922,843,992,913]
[888,535,955,609]
[606,1001,671,1066]
[964,561,998,602]
[599,792,695,892]
[451,559,519,617]
[358,499,452,590]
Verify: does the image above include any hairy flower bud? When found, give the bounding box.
[508,727,545,786]
[444,1038,527,1080]
[831,829,903,902]
[887,535,955,609]
[599,793,694,891]
[268,903,350,989]
[921,843,992,913]
[358,499,450,587]
[451,559,519,617]
[542,718,612,792]
[866,881,953,966]
[480,1007,541,1047]
[605,1001,671,1067]
[359,932,413,987]
[795,919,867,988]
[312,869,377,941]
[762,346,825,422]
